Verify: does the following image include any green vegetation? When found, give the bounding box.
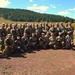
[0,8,74,22]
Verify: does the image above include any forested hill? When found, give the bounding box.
[0,8,74,22]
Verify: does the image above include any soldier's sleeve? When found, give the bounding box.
[4,39,8,46]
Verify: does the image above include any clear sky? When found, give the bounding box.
[0,0,75,19]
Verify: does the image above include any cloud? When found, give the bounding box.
[50,4,56,8]
[0,0,11,7]
[58,11,70,15]
[26,4,49,13]
[29,0,33,2]
[69,8,75,11]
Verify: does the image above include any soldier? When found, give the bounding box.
[39,33,47,49]
[30,24,36,34]
[38,23,43,35]
[1,23,7,50]
[35,30,40,48]
[11,24,19,40]
[68,23,74,41]
[49,24,55,35]
[65,23,69,36]
[55,23,61,36]
[56,32,63,49]
[49,33,56,49]
[65,32,73,49]
[7,23,13,34]
[14,36,23,52]
[29,33,37,50]
[18,24,24,38]
[21,33,29,51]
[25,24,31,38]
[45,23,50,32]
[44,32,50,49]
[22,23,27,33]
[59,22,65,42]
[3,34,14,57]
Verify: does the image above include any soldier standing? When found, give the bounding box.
[25,24,31,38]
[1,23,7,50]
[68,23,74,41]
[18,24,24,38]
[11,25,19,40]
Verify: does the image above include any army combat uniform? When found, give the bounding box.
[3,34,14,56]
[65,32,73,49]
[1,27,7,50]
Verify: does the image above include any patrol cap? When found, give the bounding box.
[42,33,45,35]
[59,32,62,35]
[2,23,5,26]
[17,36,20,39]
[36,30,39,32]
[7,34,12,38]
[51,33,54,36]
[67,32,70,34]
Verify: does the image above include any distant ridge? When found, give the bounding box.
[0,8,74,23]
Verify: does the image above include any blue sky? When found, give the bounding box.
[0,0,75,19]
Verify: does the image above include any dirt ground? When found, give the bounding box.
[0,49,75,75]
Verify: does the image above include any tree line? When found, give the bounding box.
[0,8,74,23]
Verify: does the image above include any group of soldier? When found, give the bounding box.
[0,22,74,56]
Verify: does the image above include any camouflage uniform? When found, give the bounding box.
[3,34,14,56]
[56,33,63,49]
[21,33,29,51]
[49,33,56,49]
[25,24,31,38]
[7,24,13,34]
[59,23,65,42]
[44,32,50,49]
[49,24,55,35]
[14,36,23,52]
[11,25,19,40]
[29,33,37,49]
[35,30,40,48]
[55,23,60,36]
[65,32,73,49]
[39,33,47,49]
[1,25,7,50]
[68,23,74,41]
[18,24,24,38]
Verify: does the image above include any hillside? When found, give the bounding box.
[0,8,74,23]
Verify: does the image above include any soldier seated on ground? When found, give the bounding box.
[3,34,14,57]
[39,33,47,49]
[55,32,63,49]
[29,33,37,50]
[21,33,29,51]
[1,23,7,50]
[44,32,50,49]
[14,36,24,52]
[49,33,56,49]
[65,32,73,49]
